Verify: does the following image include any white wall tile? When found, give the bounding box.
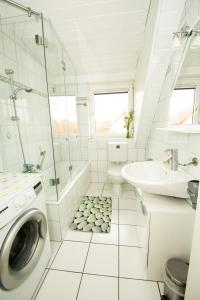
[98,160,108,172]
[97,141,106,149]
[91,171,99,182]
[48,221,62,242]
[98,149,107,161]
[98,172,107,183]
[137,148,146,161]
[128,149,137,161]
[79,124,89,137]
[46,204,60,222]
[88,148,98,160]
[91,161,98,172]
[88,140,97,149]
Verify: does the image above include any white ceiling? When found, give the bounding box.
[19,0,150,82]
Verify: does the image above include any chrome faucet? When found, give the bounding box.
[164,149,178,171]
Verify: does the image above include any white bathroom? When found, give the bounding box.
[0,0,200,299]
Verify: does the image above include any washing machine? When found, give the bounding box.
[0,173,51,300]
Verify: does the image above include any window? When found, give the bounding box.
[169,88,196,125]
[94,92,129,135]
[50,96,78,135]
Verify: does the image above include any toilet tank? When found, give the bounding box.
[108,142,127,162]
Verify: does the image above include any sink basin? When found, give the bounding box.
[121,161,193,198]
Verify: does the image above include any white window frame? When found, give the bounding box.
[90,88,133,138]
[170,82,200,125]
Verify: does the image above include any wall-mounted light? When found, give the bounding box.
[172,25,191,49]
[190,30,200,49]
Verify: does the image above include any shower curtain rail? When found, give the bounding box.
[2,0,41,16]
[0,74,47,99]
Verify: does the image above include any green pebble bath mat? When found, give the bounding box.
[70,196,112,233]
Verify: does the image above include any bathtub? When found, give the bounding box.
[44,161,91,241]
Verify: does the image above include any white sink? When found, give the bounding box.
[121,161,193,198]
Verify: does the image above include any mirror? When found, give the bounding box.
[168,21,200,126]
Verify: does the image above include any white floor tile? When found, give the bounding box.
[111,210,118,224]
[102,190,113,197]
[119,225,140,247]
[103,183,112,191]
[92,224,118,245]
[51,241,89,272]
[64,229,92,243]
[121,190,135,198]
[119,198,137,210]
[122,183,134,191]
[85,243,118,276]
[47,241,61,268]
[86,189,102,196]
[78,274,118,300]
[119,210,138,225]
[35,270,81,300]
[112,198,118,210]
[120,246,147,279]
[89,183,104,190]
[119,278,160,300]
[158,282,164,295]
[32,270,48,299]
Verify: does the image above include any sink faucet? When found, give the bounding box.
[164,149,178,171]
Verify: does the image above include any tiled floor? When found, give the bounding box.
[34,183,162,300]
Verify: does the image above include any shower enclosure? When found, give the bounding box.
[0,1,83,202]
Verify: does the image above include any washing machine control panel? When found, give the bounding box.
[0,183,39,229]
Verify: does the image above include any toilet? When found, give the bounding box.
[107,141,128,195]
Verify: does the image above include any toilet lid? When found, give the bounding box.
[108,165,122,177]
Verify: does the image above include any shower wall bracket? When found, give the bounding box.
[49,178,60,186]
[35,34,48,48]
[11,116,19,121]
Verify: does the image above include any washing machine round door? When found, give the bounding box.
[0,208,47,290]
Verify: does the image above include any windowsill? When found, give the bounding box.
[90,134,135,141]
[53,133,79,138]
[156,125,200,134]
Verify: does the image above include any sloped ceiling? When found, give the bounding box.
[18,0,150,82]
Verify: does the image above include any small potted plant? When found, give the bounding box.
[124,110,134,138]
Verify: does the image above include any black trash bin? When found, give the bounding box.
[164,258,189,300]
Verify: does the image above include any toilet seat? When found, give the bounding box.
[107,164,123,177]
[107,142,128,196]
